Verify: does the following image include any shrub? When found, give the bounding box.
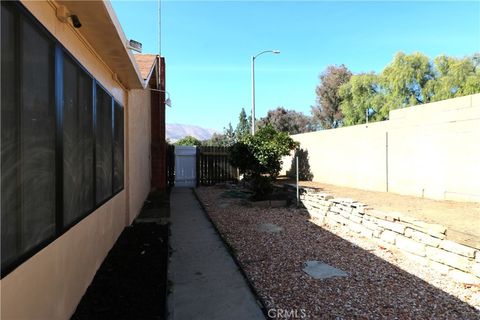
[230,125,298,197]
[175,136,202,146]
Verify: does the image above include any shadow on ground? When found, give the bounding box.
[71,191,170,320]
[198,187,479,319]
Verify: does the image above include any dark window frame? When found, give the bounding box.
[113,100,125,193]
[1,1,125,278]
[94,82,114,205]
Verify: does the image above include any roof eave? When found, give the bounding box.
[56,0,144,89]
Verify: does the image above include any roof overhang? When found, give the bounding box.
[56,0,145,89]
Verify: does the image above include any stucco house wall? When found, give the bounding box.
[127,89,152,224]
[0,1,160,318]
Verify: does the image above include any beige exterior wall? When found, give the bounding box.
[1,194,125,319]
[127,90,152,224]
[282,94,480,202]
[1,2,151,319]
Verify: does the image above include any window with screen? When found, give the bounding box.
[1,1,126,276]
[95,84,113,204]
[63,55,94,226]
[1,2,56,270]
[113,101,124,193]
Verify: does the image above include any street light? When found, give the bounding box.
[251,49,280,134]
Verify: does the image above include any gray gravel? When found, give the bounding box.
[196,186,480,319]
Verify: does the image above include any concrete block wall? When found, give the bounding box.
[282,94,480,202]
[301,187,480,285]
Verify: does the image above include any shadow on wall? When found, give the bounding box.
[287,148,313,181]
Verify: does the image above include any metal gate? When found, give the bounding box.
[174,146,197,187]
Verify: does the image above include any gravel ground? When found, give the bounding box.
[196,185,480,319]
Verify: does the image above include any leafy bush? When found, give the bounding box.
[230,125,298,197]
[175,136,202,146]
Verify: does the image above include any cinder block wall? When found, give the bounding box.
[282,94,480,202]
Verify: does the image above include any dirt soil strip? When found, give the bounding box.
[71,222,169,320]
[285,180,480,248]
[196,185,480,319]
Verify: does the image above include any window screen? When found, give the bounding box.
[63,55,94,226]
[95,84,113,204]
[1,2,19,268]
[1,3,56,269]
[113,102,124,193]
[1,2,126,275]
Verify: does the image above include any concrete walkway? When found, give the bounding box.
[168,188,265,320]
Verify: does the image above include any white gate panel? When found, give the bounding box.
[175,146,197,187]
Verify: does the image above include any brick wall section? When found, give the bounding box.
[300,187,480,285]
[151,57,166,191]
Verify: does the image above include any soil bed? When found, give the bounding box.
[71,193,169,320]
[72,223,168,320]
[197,185,480,319]
[278,179,480,248]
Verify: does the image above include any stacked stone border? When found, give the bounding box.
[300,186,480,285]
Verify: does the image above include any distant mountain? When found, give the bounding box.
[166,123,218,142]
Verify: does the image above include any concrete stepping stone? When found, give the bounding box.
[257,223,284,234]
[303,260,348,279]
[218,202,230,208]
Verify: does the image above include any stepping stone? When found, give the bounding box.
[303,260,348,279]
[218,202,230,208]
[257,223,284,234]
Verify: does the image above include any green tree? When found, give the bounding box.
[230,125,298,198]
[203,133,230,146]
[338,52,480,127]
[205,109,251,146]
[381,51,436,107]
[312,65,352,129]
[175,135,202,146]
[224,122,236,145]
[235,108,250,141]
[257,107,313,134]
[339,73,384,126]
[430,54,480,101]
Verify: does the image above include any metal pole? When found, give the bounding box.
[158,0,161,56]
[251,50,279,135]
[296,156,299,207]
[366,108,368,125]
[386,132,389,192]
[251,56,255,135]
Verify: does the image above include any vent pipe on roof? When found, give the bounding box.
[127,40,143,53]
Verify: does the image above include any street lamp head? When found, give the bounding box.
[253,49,281,59]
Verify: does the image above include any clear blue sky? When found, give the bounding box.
[111,1,480,132]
